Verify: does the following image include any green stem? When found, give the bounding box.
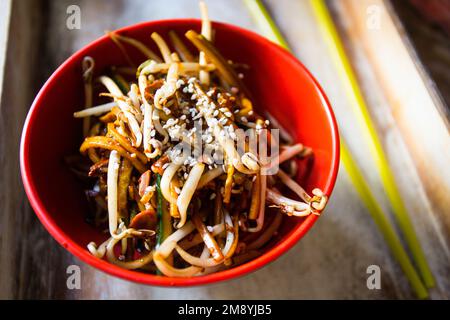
[155,174,173,275]
[156,174,171,246]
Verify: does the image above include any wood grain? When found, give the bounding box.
[0,0,448,299]
[0,0,80,300]
[330,0,450,298]
[392,0,450,119]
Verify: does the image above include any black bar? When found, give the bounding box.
[0,300,448,318]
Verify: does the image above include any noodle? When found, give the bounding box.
[74,102,117,118]
[197,167,224,189]
[151,32,173,63]
[161,162,182,204]
[80,136,146,173]
[176,163,205,228]
[107,150,120,236]
[153,252,201,277]
[107,123,147,164]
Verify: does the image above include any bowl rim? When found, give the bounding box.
[20,18,340,287]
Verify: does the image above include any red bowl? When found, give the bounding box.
[20,19,339,286]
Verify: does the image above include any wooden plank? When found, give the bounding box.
[331,0,450,297]
[0,0,12,101]
[0,0,78,299]
[0,0,13,299]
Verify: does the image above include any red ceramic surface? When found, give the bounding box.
[20,19,340,286]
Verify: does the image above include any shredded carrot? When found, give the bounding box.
[106,123,147,164]
[169,178,181,218]
[223,164,234,204]
[118,159,133,219]
[248,173,261,220]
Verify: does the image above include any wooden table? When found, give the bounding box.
[0,0,449,299]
